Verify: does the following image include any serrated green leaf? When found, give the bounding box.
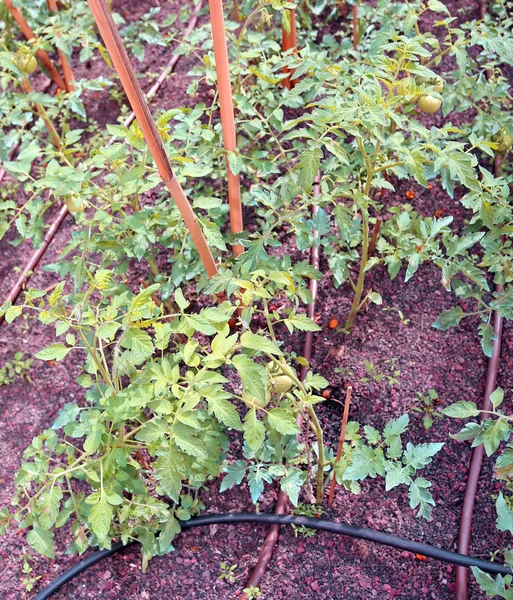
[284,313,321,333]
[207,396,242,430]
[135,419,167,443]
[383,414,409,438]
[490,387,504,410]
[173,428,208,459]
[233,354,268,404]
[243,408,266,451]
[89,495,113,540]
[280,469,303,506]
[496,493,513,535]
[35,344,71,362]
[27,526,55,559]
[267,408,299,435]
[156,451,182,503]
[442,401,479,418]
[240,331,283,356]
[432,307,465,331]
[96,322,121,340]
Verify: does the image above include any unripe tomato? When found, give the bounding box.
[271,374,293,395]
[433,75,444,93]
[16,54,38,74]
[242,389,271,410]
[65,196,84,213]
[417,95,442,114]
[496,129,513,155]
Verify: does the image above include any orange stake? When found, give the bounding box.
[208,0,243,257]
[87,0,218,279]
[281,8,297,89]
[328,385,352,506]
[46,0,75,91]
[3,0,66,90]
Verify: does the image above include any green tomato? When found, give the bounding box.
[271,374,293,394]
[417,95,442,114]
[65,196,84,214]
[496,129,513,155]
[433,75,444,93]
[242,389,271,410]
[16,54,37,74]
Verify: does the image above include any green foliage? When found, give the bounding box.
[335,415,443,519]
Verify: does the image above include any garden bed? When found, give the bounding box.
[1,0,512,598]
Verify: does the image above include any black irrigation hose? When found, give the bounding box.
[34,512,512,600]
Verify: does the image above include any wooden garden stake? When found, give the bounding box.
[328,385,352,506]
[3,0,66,90]
[87,0,218,279]
[281,8,297,89]
[46,0,75,91]
[208,0,244,257]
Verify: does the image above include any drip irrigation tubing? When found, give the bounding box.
[455,157,505,600]
[0,3,202,321]
[241,175,321,598]
[33,512,513,600]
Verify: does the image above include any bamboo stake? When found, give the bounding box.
[328,385,352,506]
[46,0,75,92]
[281,8,297,89]
[208,0,243,256]
[3,0,66,90]
[87,0,218,279]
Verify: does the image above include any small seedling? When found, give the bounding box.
[412,389,441,430]
[19,551,41,592]
[360,359,400,386]
[383,306,410,326]
[0,352,32,387]
[243,585,262,599]
[218,561,237,584]
[291,503,323,538]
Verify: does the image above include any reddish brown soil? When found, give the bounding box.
[0,0,509,599]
